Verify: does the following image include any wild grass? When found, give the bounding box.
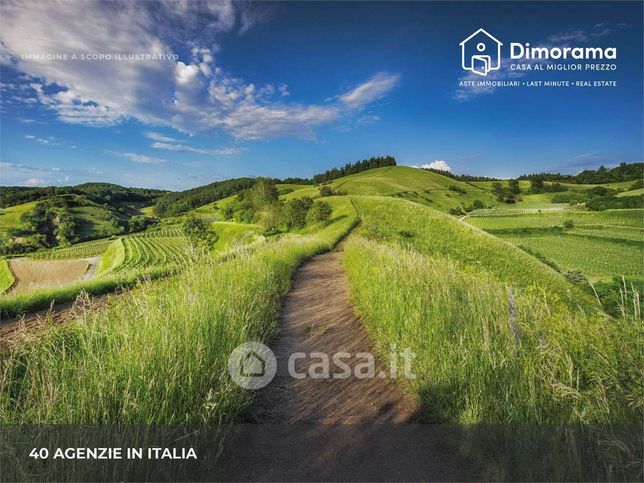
[344,237,642,424]
[351,196,596,312]
[344,236,642,480]
[0,264,178,319]
[0,200,357,423]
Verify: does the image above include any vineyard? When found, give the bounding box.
[128,226,184,238]
[29,239,113,259]
[506,233,642,279]
[111,236,190,273]
[467,209,644,230]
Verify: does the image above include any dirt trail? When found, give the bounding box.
[254,248,418,423]
[218,245,462,481]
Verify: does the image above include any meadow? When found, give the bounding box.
[343,196,642,480]
[0,199,357,424]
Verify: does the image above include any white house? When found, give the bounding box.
[460,28,503,76]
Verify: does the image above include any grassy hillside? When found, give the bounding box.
[154,178,255,217]
[0,201,37,235]
[0,200,357,424]
[351,196,596,311]
[283,166,498,212]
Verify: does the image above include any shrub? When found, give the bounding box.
[307,201,333,224]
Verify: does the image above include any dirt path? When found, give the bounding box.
[218,245,461,481]
[254,248,418,423]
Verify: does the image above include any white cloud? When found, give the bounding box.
[114,152,169,164]
[0,1,400,140]
[150,142,242,156]
[339,72,400,109]
[144,131,180,143]
[24,177,46,186]
[421,160,451,172]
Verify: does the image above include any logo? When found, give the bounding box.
[460,28,503,76]
[227,341,277,389]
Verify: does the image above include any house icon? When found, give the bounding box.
[460,28,503,76]
[240,351,266,377]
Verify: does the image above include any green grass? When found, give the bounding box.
[466,208,643,280]
[96,239,125,275]
[344,237,641,424]
[0,259,15,294]
[211,222,263,251]
[616,187,644,198]
[0,200,357,424]
[351,196,596,311]
[115,236,190,272]
[0,201,36,234]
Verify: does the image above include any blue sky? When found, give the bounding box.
[0,1,642,190]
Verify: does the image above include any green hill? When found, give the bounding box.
[283,166,499,212]
[153,178,255,217]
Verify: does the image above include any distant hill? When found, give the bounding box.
[0,182,166,208]
[519,162,643,184]
[283,166,499,213]
[153,178,256,217]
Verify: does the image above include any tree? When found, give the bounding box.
[530,178,545,192]
[307,201,333,224]
[182,215,217,250]
[319,185,333,197]
[508,179,521,194]
[282,197,313,229]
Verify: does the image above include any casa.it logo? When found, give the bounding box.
[460,28,502,76]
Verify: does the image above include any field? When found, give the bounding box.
[505,233,641,278]
[0,198,357,424]
[466,209,643,230]
[466,208,643,280]
[8,258,90,294]
[29,239,114,259]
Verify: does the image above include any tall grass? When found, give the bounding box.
[344,237,642,424]
[0,199,356,423]
[351,196,597,312]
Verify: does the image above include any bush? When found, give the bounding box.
[563,219,574,229]
[564,268,587,284]
[307,201,333,224]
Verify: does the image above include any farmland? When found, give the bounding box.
[8,258,91,294]
[30,239,114,259]
[505,233,641,278]
[466,208,643,280]
[0,164,640,481]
